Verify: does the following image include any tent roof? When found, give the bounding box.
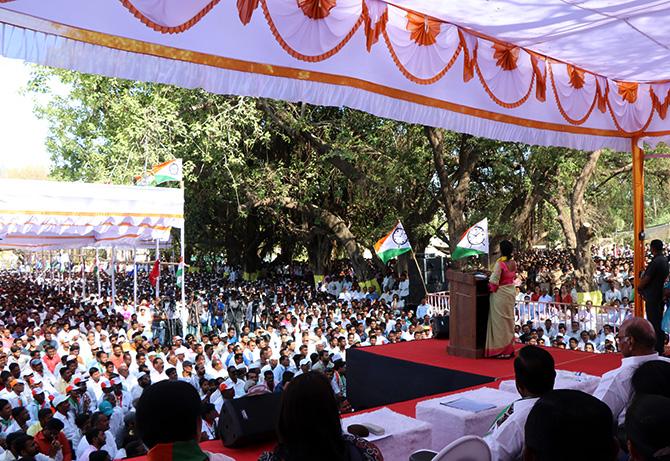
[388,0,670,82]
[0,178,183,251]
[1,0,670,152]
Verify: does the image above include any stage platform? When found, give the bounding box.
[128,340,622,461]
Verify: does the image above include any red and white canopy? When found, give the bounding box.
[2,0,670,152]
[0,178,184,251]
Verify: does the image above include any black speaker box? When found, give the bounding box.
[431,315,450,339]
[218,392,281,447]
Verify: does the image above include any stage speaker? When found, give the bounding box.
[431,315,450,339]
[218,392,281,447]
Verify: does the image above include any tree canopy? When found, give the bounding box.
[25,67,670,286]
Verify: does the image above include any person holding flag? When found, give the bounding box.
[485,240,517,359]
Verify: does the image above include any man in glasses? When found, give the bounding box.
[594,317,670,427]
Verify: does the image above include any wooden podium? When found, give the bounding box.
[447,270,490,359]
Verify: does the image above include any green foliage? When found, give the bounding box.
[26,66,670,268]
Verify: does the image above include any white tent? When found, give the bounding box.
[0,178,184,250]
[1,0,668,151]
[0,0,664,315]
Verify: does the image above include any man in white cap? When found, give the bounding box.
[52,393,81,447]
[294,358,311,377]
[131,373,151,402]
[26,388,49,422]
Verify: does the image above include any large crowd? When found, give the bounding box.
[0,243,666,460]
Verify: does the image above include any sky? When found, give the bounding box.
[0,56,52,172]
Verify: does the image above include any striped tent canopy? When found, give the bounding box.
[0,178,183,251]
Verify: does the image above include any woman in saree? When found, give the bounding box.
[485,240,517,358]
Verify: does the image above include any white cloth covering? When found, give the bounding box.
[342,407,432,461]
[497,369,601,397]
[415,386,518,451]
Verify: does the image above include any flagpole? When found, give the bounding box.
[96,248,101,297]
[155,239,160,302]
[81,254,86,299]
[133,247,138,309]
[180,180,186,324]
[411,250,428,294]
[111,246,116,309]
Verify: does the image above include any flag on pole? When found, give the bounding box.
[134,159,183,186]
[451,218,489,260]
[149,259,160,287]
[374,222,412,264]
[176,258,184,288]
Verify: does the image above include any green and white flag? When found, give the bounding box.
[451,218,489,260]
[374,222,412,264]
[176,258,184,288]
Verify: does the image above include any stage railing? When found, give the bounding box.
[427,292,631,331]
[515,300,632,332]
[427,291,450,315]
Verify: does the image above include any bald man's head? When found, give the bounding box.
[620,318,656,357]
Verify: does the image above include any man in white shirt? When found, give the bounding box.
[52,394,81,448]
[594,317,670,426]
[604,282,622,304]
[78,428,106,461]
[416,298,432,320]
[485,346,556,461]
[397,274,410,301]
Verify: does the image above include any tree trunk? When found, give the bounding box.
[425,128,479,262]
[545,150,603,291]
[307,231,333,278]
[315,207,375,280]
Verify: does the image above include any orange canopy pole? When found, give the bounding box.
[632,137,645,317]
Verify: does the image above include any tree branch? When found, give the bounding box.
[593,162,632,190]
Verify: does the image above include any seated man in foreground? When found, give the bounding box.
[593,317,670,426]
[136,381,234,461]
[484,345,556,461]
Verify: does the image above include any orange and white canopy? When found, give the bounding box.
[2,0,670,152]
[0,178,184,250]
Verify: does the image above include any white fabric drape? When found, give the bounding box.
[2,0,670,151]
[0,179,183,251]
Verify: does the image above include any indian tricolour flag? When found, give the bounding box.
[134,159,183,186]
[451,218,489,260]
[374,222,412,264]
[176,258,184,288]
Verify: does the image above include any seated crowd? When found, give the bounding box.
[0,243,666,460]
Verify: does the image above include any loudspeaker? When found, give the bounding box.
[431,315,450,339]
[218,392,281,447]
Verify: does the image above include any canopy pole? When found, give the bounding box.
[156,240,161,303]
[81,254,86,299]
[111,246,116,309]
[96,248,101,297]
[133,248,138,309]
[632,137,645,318]
[180,181,186,326]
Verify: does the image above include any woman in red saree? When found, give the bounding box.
[485,240,517,358]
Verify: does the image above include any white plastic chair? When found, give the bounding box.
[409,435,491,461]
